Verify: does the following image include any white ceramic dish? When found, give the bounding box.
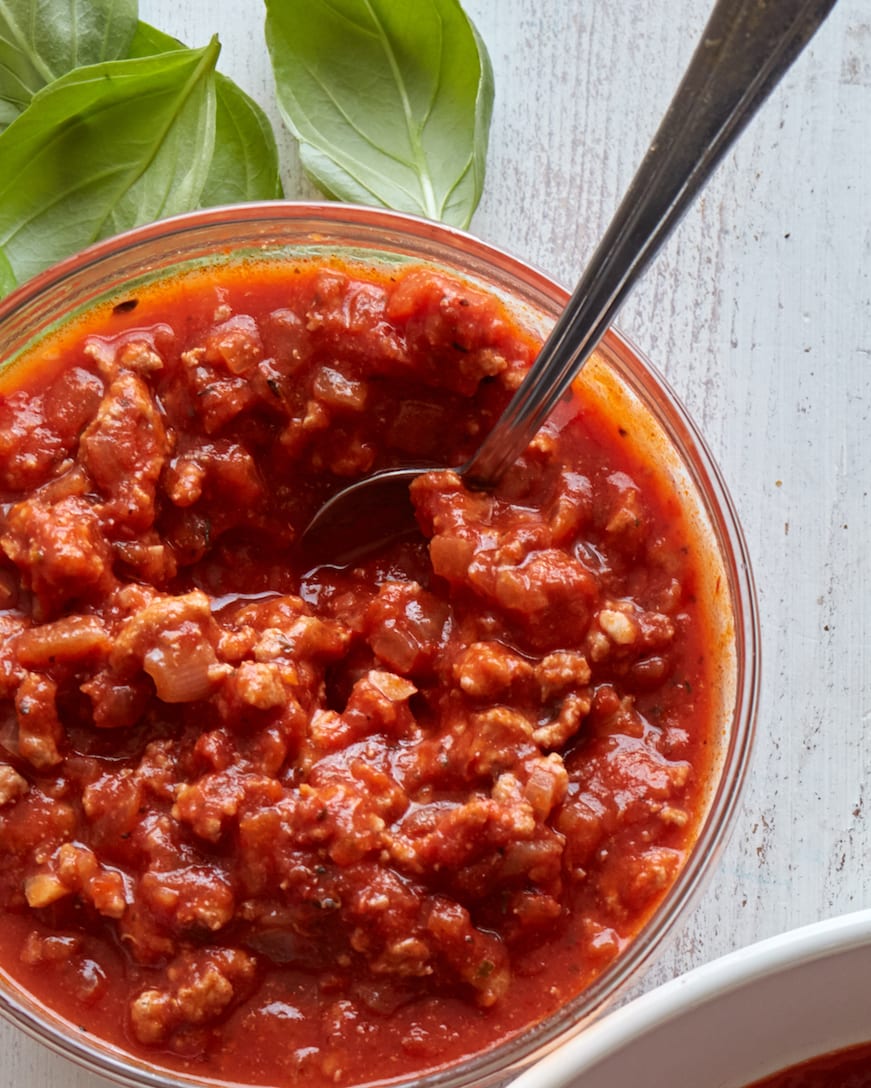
[510,910,871,1088]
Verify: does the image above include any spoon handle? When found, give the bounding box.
[464,0,838,488]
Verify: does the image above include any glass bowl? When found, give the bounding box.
[0,201,760,1088]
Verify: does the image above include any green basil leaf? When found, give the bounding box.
[130,21,284,205]
[0,0,137,119]
[0,100,17,133]
[0,39,220,289]
[128,19,185,58]
[0,245,16,295]
[264,0,494,229]
[201,73,284,205]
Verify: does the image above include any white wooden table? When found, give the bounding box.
[4,1,869,1084]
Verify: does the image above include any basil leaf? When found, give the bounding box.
[130,21,284,205]
[128,19,185,58]
[264,0,494,228]
[202,74,284,204]
[0,246,16,296]
[0,0,137,120]
[0,39,220,289]
[0,101,17,132]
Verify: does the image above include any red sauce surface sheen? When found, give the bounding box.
[750,1043,871,1088]
[0,260,717,1086]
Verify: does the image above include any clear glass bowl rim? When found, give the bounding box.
[0,200,761,1088]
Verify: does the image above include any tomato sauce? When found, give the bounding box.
[0,259,718,1086]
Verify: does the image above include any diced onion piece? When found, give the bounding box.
[144,635,220,704]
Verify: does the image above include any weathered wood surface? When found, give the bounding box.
[2,1,869,1083]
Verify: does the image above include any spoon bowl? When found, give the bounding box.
[301,464,425,568]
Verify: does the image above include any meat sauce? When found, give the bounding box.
[0,259,718,1086]
[749,1043,871,1088]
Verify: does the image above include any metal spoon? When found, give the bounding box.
[302,0,837,565]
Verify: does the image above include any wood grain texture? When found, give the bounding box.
[1,0,869,1083]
